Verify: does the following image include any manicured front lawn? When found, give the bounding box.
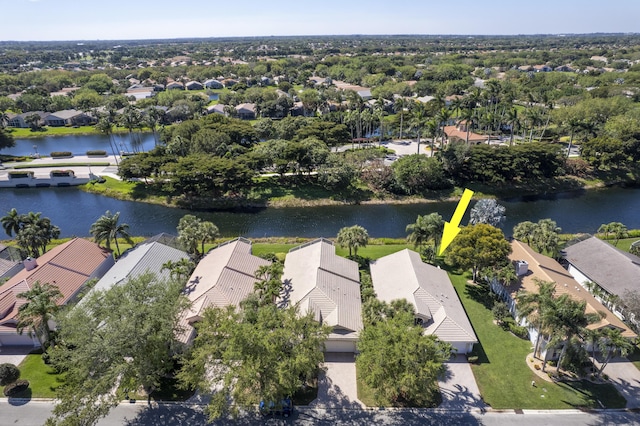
[448,272,626,409]
[17,353,64,398]
[252,242,410,261]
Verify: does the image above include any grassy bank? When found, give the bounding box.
[8,125,137,139]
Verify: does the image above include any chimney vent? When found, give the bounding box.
[24,257,38,271]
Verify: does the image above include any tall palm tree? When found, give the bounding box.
[89,210,133,257]
[16,281,63,347]
[516,280,556,366]
[596,328,634,377]
[96,117,119,167]
[406,213,444,260]
[393,98,406,140]
[199,221,220,255]
[505,108,520,146]
[436,107,452,149]
[1,208,22,237]
[409,103,428,154]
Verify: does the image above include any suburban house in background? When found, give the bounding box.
[563,235,640,322]
[491,240,636,362]
[235,103,257,120]
[0,238,113,346]
[203,79,223,89]
[178,238,270,345]
[85,234,189,298]
[443,120,489,144]
[44,109,94,127]
[281,238,363,353]
[6,111,49,128]
[206,104,226,115]
[370,249,478,354]
[185,81,204,90]
[165,81,184,90]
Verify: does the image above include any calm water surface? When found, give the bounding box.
[1,186,639,239]
[4,133,156,157]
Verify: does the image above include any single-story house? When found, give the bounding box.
[563,235,640,320]
[206,104,226,115]
[235,103,257,120]
[126,87,156,101]
[203,79,223,89]
[166,81,184,90]
[86,236,189,297]
[491,240,636,361]
[281,238,363,352]
[0,238,114,346]
[7,111,49,128]
[185,81,204,91]
[179,238,270,345]
[370,249,478,354]
[443,121,489,144]
[44,109,94,127]
[222,79,238,88]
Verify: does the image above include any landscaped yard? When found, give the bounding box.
[17,353,64,398]
[448,272,627,409]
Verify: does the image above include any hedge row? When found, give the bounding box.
[50,151,73,158]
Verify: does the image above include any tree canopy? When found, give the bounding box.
[445,224,511,281]
[47,273,188,426]
[178,301,330,421]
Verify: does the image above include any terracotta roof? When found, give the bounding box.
[371,249,477,345]
[0,238,112,326]
[444,122,488,143]
[282,239,362,334]
[507,240,636,338]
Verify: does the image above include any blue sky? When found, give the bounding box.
[2,0,639,41]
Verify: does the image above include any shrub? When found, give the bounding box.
[50,151,73,158]
[467,356,479,364]
[603,374,609,380]
[3,379,29,397]
[8,171,32,178]
[534,364,541,370]
[0,363,20,386]
[508,323,529,339]
[86,150,107,156]
[50,170,73,177]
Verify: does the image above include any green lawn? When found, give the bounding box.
[17,354,65,398]
[608,237,640,253]
[628,346,640,371]
[9,125,132,138]
[448,272,626,409]
[252,242,410,261]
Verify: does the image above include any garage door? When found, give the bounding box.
[324,339,356,353]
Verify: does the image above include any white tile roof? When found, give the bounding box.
[282,239,362,333]
[370,249,477,345]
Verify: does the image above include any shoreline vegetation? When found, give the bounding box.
[78,169,640,210]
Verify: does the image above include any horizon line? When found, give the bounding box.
[1,32,639,44]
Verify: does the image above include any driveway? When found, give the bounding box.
[596,356,640,408]
[311,352,363,409]
[438,355,485,409]
[0,346,32,366]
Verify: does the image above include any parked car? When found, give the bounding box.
[259,397,292,417]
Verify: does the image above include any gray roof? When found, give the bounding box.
[47,109,85,120]
[564,236,640,297]
[282,239,362,333]
[90,241,189,294]
[370,249,477,345]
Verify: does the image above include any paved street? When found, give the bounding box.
[2,401,640,426]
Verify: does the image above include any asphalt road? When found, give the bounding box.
[2,401,639,426]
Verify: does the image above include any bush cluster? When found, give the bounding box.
[50,151,73,158]
[0,363,20,386]
[3,380,29,397]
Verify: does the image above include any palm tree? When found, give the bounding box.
[89,210,133,257]
[254,262,284,306]
[516,280,557,366]
[505,108,520,146]
[436,107,452,149]
[16,281,63,347]
[406,213,444,260]
[599,222,629,246]
[393,98,407,140]
[199,221,220,255]
[161,258,195,283]
[96,117,119,167]
[596,328,634,377]
[336,225,369,257]
[1,208,22,237]
[409,103,428,154]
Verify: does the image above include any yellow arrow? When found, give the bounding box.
[439,188,475,256]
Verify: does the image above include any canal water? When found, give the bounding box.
[1,186,639,239]
[3,133,157,157]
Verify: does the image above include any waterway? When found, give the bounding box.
[1,186,639,239]
[3,133,157,157]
